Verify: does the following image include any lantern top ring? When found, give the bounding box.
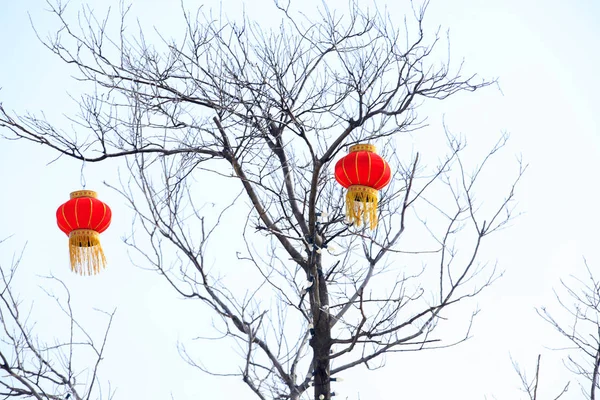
[70,190,98,199]
[349,143,376,153]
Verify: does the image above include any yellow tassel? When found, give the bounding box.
[346,185,379,230]
[68,229,107,276]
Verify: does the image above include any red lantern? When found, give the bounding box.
[56,190,112,275]
[334,144,391,229]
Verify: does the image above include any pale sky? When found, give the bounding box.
[1,0,599,399]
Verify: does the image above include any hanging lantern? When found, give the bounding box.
[56,190,112,275]
[334,144,391,229]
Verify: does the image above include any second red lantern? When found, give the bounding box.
[334,144,391,229]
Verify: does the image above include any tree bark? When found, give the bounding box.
[310,261,332,400]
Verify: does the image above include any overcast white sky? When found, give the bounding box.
[1,0,599,399]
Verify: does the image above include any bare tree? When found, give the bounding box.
[0,1,524,399]
[511,354,570,400]
[0,238,115,399]
[539,260,600,400]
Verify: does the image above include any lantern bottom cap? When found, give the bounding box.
[347,185,378,198]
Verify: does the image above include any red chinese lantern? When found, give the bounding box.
[56,190,112,275]
[334,144,391,229]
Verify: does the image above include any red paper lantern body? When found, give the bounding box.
[334,144,391,229]
[56,190,112,275]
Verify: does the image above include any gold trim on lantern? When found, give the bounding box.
[349,143,376,153]
[68,229,107,275]
[346,185,379,230]
[70,190,98,199]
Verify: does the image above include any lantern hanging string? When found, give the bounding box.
[80,159,87,189]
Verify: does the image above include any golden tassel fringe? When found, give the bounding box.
[68,229,107,276]
[346,185,379,230]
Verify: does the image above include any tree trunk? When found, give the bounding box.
[313,349,331,400]
[310,261,331,400]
